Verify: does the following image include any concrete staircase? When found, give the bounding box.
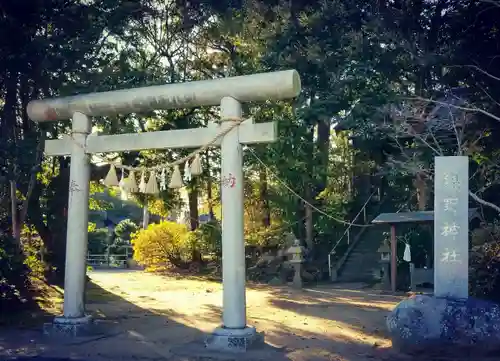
[336,227,384,283]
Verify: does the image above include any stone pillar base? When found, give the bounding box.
[205,326,264,353]
[171,326,285,360]
[330,268,338,282]
[43,315,94,337]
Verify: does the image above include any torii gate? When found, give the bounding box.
[27,70,301,350]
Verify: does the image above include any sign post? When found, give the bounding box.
[433,156,469,299]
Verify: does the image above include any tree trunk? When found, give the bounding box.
[259,167,271,228]
[415,171,428,210]
[296,198,305,240]
[207,180,215,220]
[3,67,20,244]
[10,180,20,242]
[188,186,200,231]
[0,67,18,139]
[315,115,331,194]
[297,122,315,242]
[16,132,45,242]
[304,187,314,252]
[188,182,202,263]
[42,158,70,282]
[205,152,215,220]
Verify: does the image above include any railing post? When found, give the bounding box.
[328,254,331,279]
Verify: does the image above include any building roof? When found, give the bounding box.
[372,208,480,225]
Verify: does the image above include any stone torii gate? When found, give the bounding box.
[27,70,301,351]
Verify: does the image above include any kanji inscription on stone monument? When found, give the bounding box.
[434,156,469,299]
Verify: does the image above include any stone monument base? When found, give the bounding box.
[387,294,500,355]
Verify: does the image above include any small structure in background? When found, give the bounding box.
[286,238,305,289]
[371,207,479,293]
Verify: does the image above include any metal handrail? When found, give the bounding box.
[87,253,130,267]
[87,254,129,259]
[328,190,376,278]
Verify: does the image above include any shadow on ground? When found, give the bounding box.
[0,279,64,329]
[0,272,210,360]
[2,269,484,361]
[268,286,398,336]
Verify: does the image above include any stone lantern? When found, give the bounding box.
[286,238,305,289]
[377,240,391,290]
[377,241,391,262]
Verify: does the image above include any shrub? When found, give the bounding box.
[131,221,191,269]
[22,232,45,280]
[470,221,500,302]
[0,233,32,312]
[88,227,110,254]
[115,219,139,242]
[245,224,292,248]
[189,220,222,261]
[111,219,139,255]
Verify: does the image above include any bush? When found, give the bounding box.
[189,220,222,261]
[131,221,191,269]
[470,221,500,302]
[245,224,293,248]
[22,232,45,280]
[0,233,32,312]
[115,219,139,242]
[88,227,110,254]
[111,219,139,255]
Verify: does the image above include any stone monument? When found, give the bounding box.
[386,156,500,355]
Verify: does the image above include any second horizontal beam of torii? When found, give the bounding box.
[45,119,276,156]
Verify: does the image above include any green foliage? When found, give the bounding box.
[131,221,191,269]
[89,183,114,211]
[189,220,222,260]
[0,234,30,311]
[115,219,139,243]
[111,219,139,255]
[245,224,294,249]
[470,222,500,302]
[88,228,111,255]
[0,226,46,313]
[21,233,45,280]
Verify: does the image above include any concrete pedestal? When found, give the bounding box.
[205,326,263,352]
[44,315,93,337]
[172,327,285,360]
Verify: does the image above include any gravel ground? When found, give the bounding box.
[1,269,415,361]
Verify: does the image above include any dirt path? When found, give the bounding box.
[1,269,408,361]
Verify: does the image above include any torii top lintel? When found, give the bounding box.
[27,70,301,122]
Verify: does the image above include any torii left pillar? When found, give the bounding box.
[50,112,93,335]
